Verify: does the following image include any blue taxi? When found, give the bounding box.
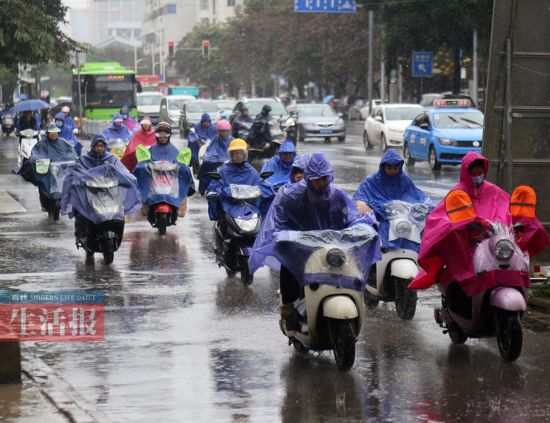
[403,99,483,171]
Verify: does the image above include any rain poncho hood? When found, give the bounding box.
[207,161,262,221]
[192,120,216,141]
[61,162,141,224]
[18,136,77,199]
[102,114,132,141]
[249,154,380,290]
[261,140,296,187]
[290,154,309,183]
[201,113,212,122]
[55,112,82,156]
[409,152,534,295]
[353,148,433,251]
[121,126,156,171]
[79,135,128,172]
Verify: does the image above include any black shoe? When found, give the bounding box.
[285,309,303,332]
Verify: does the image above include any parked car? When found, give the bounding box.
[294,103,346,143]
[179,100,219,136]
[348,98,367,120]
[403,98,484,171]
[159,95,195,129]
[137,92,165,125]
[363,103,423,151]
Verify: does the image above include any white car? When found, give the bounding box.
[359,99,386,120]
[137,92,165,125]
[363,103,423,151]
[159,95,196,128]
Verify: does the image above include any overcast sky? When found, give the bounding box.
[63,0,88,10]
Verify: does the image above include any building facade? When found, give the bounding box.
[196,0,245,25]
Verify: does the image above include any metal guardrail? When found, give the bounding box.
[81,119,111,139]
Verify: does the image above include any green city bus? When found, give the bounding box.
[72,62,140,121]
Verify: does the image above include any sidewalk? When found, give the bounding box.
[0,347,112,423]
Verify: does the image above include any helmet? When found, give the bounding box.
[140,116,152,126]
[120,105,130,114]
[61,106,70,113]
[228,139,248,151]
[261,105,272,115]
[47,123,61,133]
[216,119,231,131]
[156,121,172,134]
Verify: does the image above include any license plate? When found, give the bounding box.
[320,128,332,134]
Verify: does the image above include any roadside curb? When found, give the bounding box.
[528,297,550,314]
[22,345,113,423]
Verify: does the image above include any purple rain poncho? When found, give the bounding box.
[249,152,380,291]
[352,148,433,252]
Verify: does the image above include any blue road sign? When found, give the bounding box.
[412,51,433,77]
[295,0,356,13]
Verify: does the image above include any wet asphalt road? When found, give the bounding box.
[2,122,550,422]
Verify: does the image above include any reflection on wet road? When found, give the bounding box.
[1,123,550,422]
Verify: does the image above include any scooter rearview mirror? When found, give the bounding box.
[444,189,476,223]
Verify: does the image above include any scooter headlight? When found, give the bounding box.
[395,220,412,238]
[234,216,258,232]
[326,248,346,268]
[495,239,515,261]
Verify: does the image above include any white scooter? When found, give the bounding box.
[364,200,429,320]
[276,224,377,371]
[17,129,40,167]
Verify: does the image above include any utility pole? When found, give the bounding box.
[473,29,479,107]
[380,53,385,104]
[76,52,82,120]
[367,9,374,113]
[398,63,403,103]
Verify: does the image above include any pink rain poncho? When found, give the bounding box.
[409,152,548,296]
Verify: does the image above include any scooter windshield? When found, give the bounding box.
[20,129,38,138]
[229,184,261,200]
[385,200,429,244]
[148,161,179,198]
[85,177,124,217]
[107,138,127,158]
[48,161,75,195]
[473,221,529,274]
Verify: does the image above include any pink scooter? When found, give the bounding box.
[434,190,530,362]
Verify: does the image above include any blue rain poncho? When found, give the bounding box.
[61,162,141,224]
[133,141,195,208]
[102,114,132,142]
[188,114,217,163]
[198,134,234,195]
[55,112,82,156]
[78,135,131,172]
[290,154,309,183]
[352,148,433,251]
[249,153,380,290]
[19,135,77,199]
[207,161,262,221]
[261,140,296,187]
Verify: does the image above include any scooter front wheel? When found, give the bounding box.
[448,325,467,344]
[157,213,168,235]
[240,256,253,285]
[330,319,356,371]
[495,309,522,361]
[101,238,115,265]
[395,277,417,320]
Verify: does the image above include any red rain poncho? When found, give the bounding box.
[121,127,156,171]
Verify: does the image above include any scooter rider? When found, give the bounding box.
[207,139,261,222]
[54,112,83,157]
[16,110,41,134]
[197,119,234,195]
[261,140,296,185]
[232,106,253,138]
[119,104,138,132]
[250,152,375,330]
[248,105,272,149]
[189,113,217,172]
[121,117,156,171]
[102,113,132,142]
[409,152,548,293]
[289,154,308,184]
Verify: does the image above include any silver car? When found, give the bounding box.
[295,104,346,143]
[179,100,219,136]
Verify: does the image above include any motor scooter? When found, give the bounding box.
[2,112,14,136]
[75,175,125,264]
[134,155,193,235]
[207,176,267,285]
[17,129,40,167]
[364,200,430,320]
[433,190,530,361]
[34,159,75,220]
[281,115,297,145]
[273,224,378,371]
[189,128,210,174]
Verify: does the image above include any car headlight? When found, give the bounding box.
[335,119,345,126]
[439,138,457,146]
[234,217,258,232]
[495,239,515,261]
[395,220,412,238]
[326,248,346,268]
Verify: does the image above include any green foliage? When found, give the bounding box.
[0,0,79,70]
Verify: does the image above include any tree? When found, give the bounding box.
[0,0,79,70]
